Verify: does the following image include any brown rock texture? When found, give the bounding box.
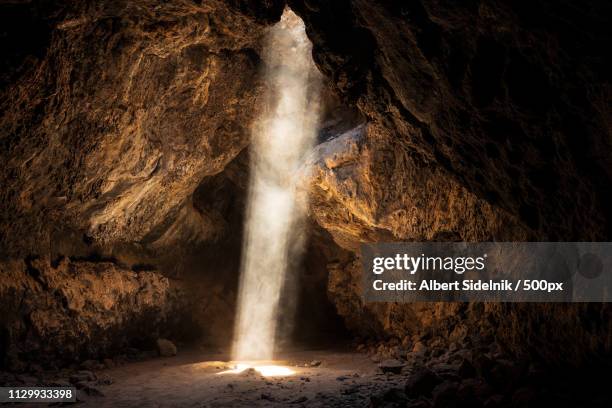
[0,0,282,366]
[156,338,178,357]
[291,0,612,364]
[0,0,282,257]
[290,0,612,240]
[1,0,611,370]
[307,123,531,251]
[304,121,532,347]
[0,257,182,369]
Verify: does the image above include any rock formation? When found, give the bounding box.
[292,0,612,364]
[0,257,180,369]
[0,0,282,368]
[290,0,612,241]
[1,0,611,369]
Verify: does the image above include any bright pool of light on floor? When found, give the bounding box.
[217,363,295,377]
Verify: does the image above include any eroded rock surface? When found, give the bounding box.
[0,257,183,369]
[307,124,531,251]
[294,0,612,365]
[0,0,282,367]
[291,0,612,240]
[308,118,612,366]
[1,0,611,371]
[303,122,529,343]
[0,0,282,257]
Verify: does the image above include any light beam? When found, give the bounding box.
[231,9,320,362]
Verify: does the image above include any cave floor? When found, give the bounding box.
[7,345,612,407]
[75,349,404,407]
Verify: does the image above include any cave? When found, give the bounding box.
[1,0,611,406]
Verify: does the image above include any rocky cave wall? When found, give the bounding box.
[1,0,611,369]
[291,0,612,240]
[290,0,612,365]
[0,0,284,369]
[0,0,284,257]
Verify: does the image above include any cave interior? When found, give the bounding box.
[0,0,611,406]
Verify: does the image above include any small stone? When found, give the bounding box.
[103,358,115,369]
[291,396,308,404]
[75,389,88,402]
[386,345,400,358]
[47,379,71,387]
[96,374,114,386]
[74,381,104,397]
[428,361,455,375]
[240,368,259,377]
[432,381,458,407]
[80,359,100,370]
[397,347,409,360]
[405,367,442,397]
[83,384,105,397]
[460,378,493,400]
[308,360,321,367]
[412,341,427,355]
[371,388,407,406]
[70,370,96,384]
[261,393,275,401]
[156,338,177,357]
[379,359,405,374]
[401,336,412,348]
[342,385,360,395]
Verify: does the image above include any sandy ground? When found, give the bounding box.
[9,345,610,407]
[71,349,403,407]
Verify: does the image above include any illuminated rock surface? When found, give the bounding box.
[1,0,611,375]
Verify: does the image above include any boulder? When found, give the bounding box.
[156,339,177,357]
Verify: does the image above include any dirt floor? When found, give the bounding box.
[0,348,405,407]
[87,349,403,407]
[1,344,422,408]
[5,343,610,407]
